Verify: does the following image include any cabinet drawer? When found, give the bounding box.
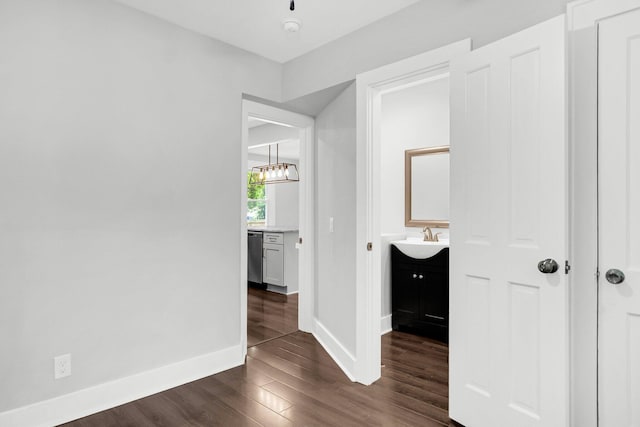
[263,232,283,245]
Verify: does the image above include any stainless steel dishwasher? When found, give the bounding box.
[247,231,263,284]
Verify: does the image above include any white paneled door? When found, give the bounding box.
[598,8,640,427]
[449,16,568,427]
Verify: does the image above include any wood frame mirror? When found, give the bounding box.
[404,146,450,228]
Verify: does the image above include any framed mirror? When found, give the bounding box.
[405,146,450,228]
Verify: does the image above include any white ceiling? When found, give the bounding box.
[247,117,267,128]
[249,140,299,161]
[248,120,300,159]
[113,0,421,63]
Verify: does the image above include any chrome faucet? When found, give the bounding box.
[422,226,441,242]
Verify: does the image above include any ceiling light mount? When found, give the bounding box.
[282,18,302,33]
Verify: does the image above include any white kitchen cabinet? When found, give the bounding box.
[261,231,298,294]
[263,242,284,286]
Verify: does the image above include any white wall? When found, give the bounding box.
[272,181,300,228]
[380,77,450,237]
[315,83,357,359]
[379,77,450,319]
[282,0,570,100]
[0,0,281,415]
[380,232,405,331]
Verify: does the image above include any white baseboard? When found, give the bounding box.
[381,315,392,335]
[0,344,244,427]
[313,319,356,382]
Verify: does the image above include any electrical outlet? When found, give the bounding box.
[54,354,71,379]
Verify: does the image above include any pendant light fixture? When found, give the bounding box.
[283,0,301,34]
[249,144,299,185]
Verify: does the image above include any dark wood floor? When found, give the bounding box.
[61,330,455,426]
[247,288,298,348]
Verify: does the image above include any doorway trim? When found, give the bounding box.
[354,39,471,384]
[240,100,315,356]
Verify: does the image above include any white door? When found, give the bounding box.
[449,16,568,427]
[598,8,640,426]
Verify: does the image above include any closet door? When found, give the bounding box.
[449,15,568,427]
[598,8,640,426]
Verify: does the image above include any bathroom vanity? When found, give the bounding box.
[391,240,449,343]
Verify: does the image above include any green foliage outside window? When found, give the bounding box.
[247,171,266,224]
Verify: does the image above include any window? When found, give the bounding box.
[247,171,267,225]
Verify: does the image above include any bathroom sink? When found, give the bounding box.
[391,239,449,259]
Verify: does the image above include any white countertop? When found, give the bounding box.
[391,238,449,259]
[248,226,299,233]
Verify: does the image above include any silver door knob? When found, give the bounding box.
[605,269,625,285]
[538,259,559,274]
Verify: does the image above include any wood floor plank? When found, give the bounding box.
[191,377,292,427]
[214,373,293,414]
[263,380,368,426]
[252,340,352,384]
[215,362,277,388]
[274,333,351,368]
[247,288,298,347]
[154,379,261,426]
[247,345,343,386]
[376,375,449,410]
[63,409,124,427]
[383,364,449,398]
[333,383,445,427]
[126,393,199,427]
[246,352,329,389]
[61,295,458,427]
[368,382,451,425]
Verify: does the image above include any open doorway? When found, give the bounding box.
[354,40,470,384]
[240,100,315,356]
[246,119,301,347]
[379,75,450,338]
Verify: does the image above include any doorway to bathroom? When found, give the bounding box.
[378,73,451,337]
[357,16,570,426]
[354,40,470,385]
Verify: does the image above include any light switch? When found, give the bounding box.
[329,217,334,233]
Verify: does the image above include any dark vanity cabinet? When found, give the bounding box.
[391,245,449,343]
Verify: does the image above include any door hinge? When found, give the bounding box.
[565,260,571,274]
[596,269,600,279]
[367,242,373,251]
[298,237,303,245]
